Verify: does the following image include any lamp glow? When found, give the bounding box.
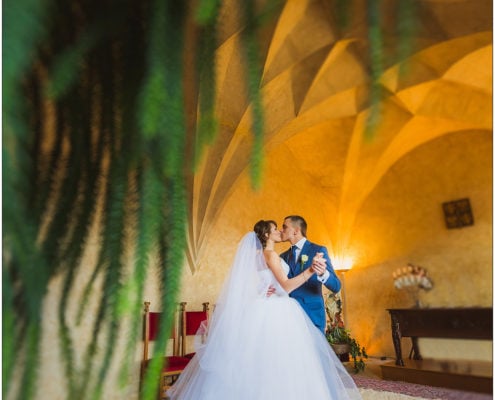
[332,255,354,272]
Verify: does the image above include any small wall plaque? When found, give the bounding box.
[442,198,474,229]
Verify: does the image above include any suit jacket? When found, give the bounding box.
[280,240,341,333]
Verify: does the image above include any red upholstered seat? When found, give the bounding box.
[163,356,190,373]
[142,355,190,374]
[140,301,210,398]
[179,302,209,359]
[141,302,190,398]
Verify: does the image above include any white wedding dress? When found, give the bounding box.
[167,233,361,400]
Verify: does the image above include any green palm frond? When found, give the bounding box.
[365,0,384,141]
[239,0,266,189]
[396,0,417,77]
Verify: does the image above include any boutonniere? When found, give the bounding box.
[300,254,308,272]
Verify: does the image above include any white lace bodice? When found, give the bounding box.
[258,258,290,297]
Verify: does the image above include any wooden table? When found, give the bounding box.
[387,307,492,366]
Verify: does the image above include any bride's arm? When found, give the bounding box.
[264,250,314,294]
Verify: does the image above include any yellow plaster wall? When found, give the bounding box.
[344,129,492,360]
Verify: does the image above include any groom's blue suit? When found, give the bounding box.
[281,240,341,333]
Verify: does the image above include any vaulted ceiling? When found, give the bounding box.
[186,0,492,271]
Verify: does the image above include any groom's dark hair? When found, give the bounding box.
[285,215,307,237]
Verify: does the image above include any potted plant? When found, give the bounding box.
[325,292,368,373]
[325,325,368,373]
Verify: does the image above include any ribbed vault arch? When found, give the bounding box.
[186,0,492,272]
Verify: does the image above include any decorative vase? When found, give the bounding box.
[331,343,350,354]
[331,343,350,362]
[405,286,422,308]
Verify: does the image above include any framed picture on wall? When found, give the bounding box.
[442,198,474,229]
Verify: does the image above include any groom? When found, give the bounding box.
[280,215,341,333]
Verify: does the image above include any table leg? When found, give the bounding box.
[411,336,422,360]
[391,314,404,366]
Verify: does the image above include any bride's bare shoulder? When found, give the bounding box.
[263,249,279,263]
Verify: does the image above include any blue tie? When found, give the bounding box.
[290,245,298,271]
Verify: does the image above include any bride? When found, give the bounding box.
[167,220,362,400]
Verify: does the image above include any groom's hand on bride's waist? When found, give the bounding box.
[265,285,276,297]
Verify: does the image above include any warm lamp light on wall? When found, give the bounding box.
[332,256,354,273]
[331,256,354,324]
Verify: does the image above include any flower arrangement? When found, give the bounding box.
[393,263,433,290]
[392,263,433,307]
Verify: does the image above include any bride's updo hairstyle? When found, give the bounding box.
[253,219,277,248]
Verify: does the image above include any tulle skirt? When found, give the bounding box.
[167,296,361,400]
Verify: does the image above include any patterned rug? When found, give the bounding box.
[353,375,492,400]
[360,387,441,400]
